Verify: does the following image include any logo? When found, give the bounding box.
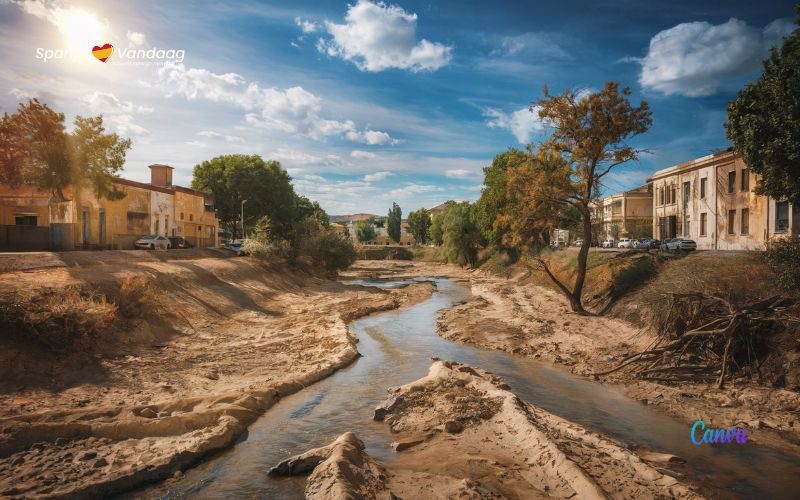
[92,43,114,63]
[691,420,748,446]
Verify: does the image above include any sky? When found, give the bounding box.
[0,0,797,215]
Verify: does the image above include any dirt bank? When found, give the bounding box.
[351,260,800,456]
[273,360,704,499]
[0,252,434,498]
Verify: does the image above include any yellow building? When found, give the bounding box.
[0,164,217,251]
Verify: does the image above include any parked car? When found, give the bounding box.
[168,236,192,249]
[551,240,567,250]
[659,239,671,252]
[601,239,616,248]
[225,241,248,256]
[573,239,584,247]
[633,238,655,249]
[135,235,171,250]
[617,238,633,249]
[666,238,697,252]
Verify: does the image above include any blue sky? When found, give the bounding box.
[0,0,796,215]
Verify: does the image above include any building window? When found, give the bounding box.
[659,188,664,205]
[670,185,676,204]
[700,178,706,199]
[189,214,194,221]
[728,210,736,234]
[728,171,736,193]
[700,213,707,236]
[682,181,690,209]
[180,212,184,220]
[741,169,749,192]
[683,215,690,237]
[776,201,789,232]
[14,215,37,226]
[741,208,749,235]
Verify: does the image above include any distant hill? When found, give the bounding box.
[329,213,379,224]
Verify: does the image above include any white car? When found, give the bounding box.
[135,235,171,250]
[617,238,633,248]
[601,239,615,248]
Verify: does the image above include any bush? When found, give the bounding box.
[292,217,357,272]
[761,238,800,292]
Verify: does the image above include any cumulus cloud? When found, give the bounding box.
[351,150,377,159]
[317,0,452,72]
[387,182,443,199]
[633,17,797,97]
[484,106,544,144]
[444,169,474,179]
[127,30,146,47]
[364,170,393,181]
[491,32,573,60]
[197,130,244,143]
[82,91,152,136]
[294,17,319,34]
[155,62,397,143]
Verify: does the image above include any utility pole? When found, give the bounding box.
[241,199,248,240]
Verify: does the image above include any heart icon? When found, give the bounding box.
[91,43,114,63]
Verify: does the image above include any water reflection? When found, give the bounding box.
[130,278,800,499]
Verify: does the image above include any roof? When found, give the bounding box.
[148,164,174,170]
[647,149,738,182]
[428,202,450,214]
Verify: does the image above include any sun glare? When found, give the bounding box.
[58,8,106,50]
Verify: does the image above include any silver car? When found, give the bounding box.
[665,238,697,252]
[135,235,171,250]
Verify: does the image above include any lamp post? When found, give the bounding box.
[241,199,248,240]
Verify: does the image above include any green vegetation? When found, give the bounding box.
[726,6,800,205]
[407,207,431,245]
[441,201,483,267]
[387,202,402,243]
[0,99,131,201]
[761,238,800,292]
[355,217,377,242]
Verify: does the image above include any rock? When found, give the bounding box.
[93,457,108,468]
[444,421,463,434]
[157,411,170,418]
[139,407,157,418]
[205,370,219,380]
[78,451,97,461]
[10,456,24,466]
[639,451,686,465]
[391,439,424,452]
[54,437,68,446]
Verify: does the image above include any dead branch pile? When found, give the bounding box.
[594,293,797,388]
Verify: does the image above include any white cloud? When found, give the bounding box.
[317,0,452,72]
[155,62,397,143]
[294,17,319,34]
[634,17,796,97]
[351,150,377,159]
[197,130,244,143]
[387,182,443,200]
[364,170,393,181]
[484,106,544,144]
[444,169,475,179]
[491,32,572,60]
[127,30,146,47]
[9,88,38,100]
[82,91,151,136]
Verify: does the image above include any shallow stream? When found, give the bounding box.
[134,277,800,499]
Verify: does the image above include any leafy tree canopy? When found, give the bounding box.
[355,217,377,242]
[726,7,800,204]
[407,207,431,245]
[387,202,402,243]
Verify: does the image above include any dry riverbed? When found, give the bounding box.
[348,260,800,456]
[0,252,434,498]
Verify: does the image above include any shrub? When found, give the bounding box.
[761,238,800,292]
[292,217,357,272]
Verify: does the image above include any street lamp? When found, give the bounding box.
[241,199,248,240]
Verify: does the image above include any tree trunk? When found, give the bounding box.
[568,206,593,314]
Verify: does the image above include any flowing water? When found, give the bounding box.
[132,277,800,499]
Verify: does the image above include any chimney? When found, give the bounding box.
[148,164,174,187]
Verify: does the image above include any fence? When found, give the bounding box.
[0,225,51,251]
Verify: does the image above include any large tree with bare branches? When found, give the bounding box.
[533,82,652,314]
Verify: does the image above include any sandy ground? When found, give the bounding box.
[0,251,434,498]
[272,360,705,499]
[351,260,800,456]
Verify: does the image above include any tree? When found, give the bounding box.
[192,155,296,238]
[726,7,800,205]
[295,194,330,227]
[609,224,621,240]
[429,213,444,246]
[0,99,131,201]
[387,202,402,243]
[533,82,652,313]
[407,207,431,245]
[441,202,482,267]
[355,217,377,243]
[475,148,525,245]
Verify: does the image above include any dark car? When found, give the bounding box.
[168,236,193,249]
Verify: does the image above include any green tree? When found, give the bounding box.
[0,99,131,201]
[475,148,525,245]
[609,224,621,240]
[726,7,800,204]
[192,154,296,238]
[295,194,330,227]
[441,202,483,267]
[534,82,652,313]
[387,202,402,243]
[355,217,377,243]
[429,213,444,246]
[407,207,431,245]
